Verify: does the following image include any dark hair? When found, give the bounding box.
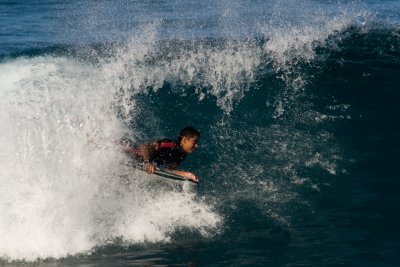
[178,126,200,143]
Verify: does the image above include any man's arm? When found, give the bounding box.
[166,163,199,183]
[141,142,158,174]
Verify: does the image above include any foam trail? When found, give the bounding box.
[111,182,220,243]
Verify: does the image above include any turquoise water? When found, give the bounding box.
[1,1,399,266]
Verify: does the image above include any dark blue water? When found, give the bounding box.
[1,1,399,266]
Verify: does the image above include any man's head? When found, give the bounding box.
[178,126,200,154]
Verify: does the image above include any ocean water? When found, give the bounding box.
[1,0,399,266]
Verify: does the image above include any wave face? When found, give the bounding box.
[1,0,400,265]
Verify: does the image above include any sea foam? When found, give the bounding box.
[0,55,220,261]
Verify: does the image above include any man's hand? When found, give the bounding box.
[181,172,199,183]
[145,162,156,174]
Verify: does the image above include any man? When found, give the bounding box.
[122,126,200,183]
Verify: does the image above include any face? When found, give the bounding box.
[181,136,199,154]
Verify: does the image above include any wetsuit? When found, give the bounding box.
[122,138,186,168]
[150,139,186,167]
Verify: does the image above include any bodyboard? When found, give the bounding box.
[151,168,198,184]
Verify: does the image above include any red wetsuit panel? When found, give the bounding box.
[159,141,177,149]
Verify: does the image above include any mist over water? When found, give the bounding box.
[1,0,399,265]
